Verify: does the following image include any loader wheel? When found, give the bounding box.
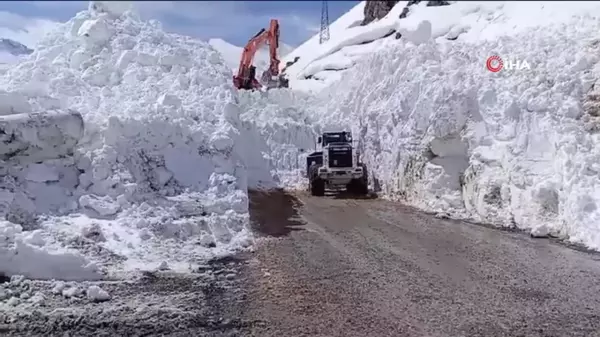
[347,179,368,196]
[360,163,369,194]
[309,164,325,197]
[310,177,325,196]
[348,164,369,196]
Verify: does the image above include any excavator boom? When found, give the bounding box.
[233,19,288,90]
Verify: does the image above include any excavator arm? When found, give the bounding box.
[233,19,286,90]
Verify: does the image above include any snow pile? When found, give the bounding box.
[0,221,102,281]
[0,1,256,279]
[314,1,600,249]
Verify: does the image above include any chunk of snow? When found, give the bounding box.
[62,286,82,298]
[79,195,120,216]
[156,93,181,108]
[24,164,60,182]
[0,91,31,115]
[78,18,113,46]
[89,1,133,17]
[0,110,84,161]
[86,285,110,302]
[136,52,157,66]
[51,281,66,294]
[6,297,19,306]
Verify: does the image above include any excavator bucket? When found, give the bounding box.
[261,69,289,90]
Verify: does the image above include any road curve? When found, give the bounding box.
[238,189,600,337]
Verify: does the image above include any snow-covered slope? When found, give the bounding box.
[209,38,293,74]
[0,1,313,280]
[0,38,33,57]
[299,1,600,250]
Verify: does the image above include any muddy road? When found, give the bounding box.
[239,190,600,337]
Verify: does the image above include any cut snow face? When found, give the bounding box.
[307,1,600,249]
[236,89,318,190]
[0,1,259,280]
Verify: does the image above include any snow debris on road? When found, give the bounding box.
[285,1,600,249]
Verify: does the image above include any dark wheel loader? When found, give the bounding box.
[305,131,369,196]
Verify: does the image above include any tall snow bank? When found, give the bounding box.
[317,12,600,249]
[236,89,318,189]
[0,1,253,278]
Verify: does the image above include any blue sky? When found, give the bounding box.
[0,1,359,48]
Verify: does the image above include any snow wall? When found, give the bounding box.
[312,1,600,249]
[0,1,315,280]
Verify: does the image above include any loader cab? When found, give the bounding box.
[318,132,352,147]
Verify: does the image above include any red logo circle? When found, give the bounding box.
[486,56,503,72]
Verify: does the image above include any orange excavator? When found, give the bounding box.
[233,19,289,90]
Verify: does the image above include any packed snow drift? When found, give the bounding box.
[0,1,315,281]
[286,0,600,249]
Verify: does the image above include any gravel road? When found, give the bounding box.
[3,189,600,337]
[238,189,600,337]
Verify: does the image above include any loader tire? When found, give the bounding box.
[309,164,325,197]
[347,178,368,196]
[347,163,369,195]
[310,178,325,196]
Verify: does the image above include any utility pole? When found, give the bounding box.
[319,0,330,44]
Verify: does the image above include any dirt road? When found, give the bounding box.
[239,190,600,337]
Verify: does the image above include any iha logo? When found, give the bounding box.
[486,55,531,72]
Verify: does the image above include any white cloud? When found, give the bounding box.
[0,11,60,47]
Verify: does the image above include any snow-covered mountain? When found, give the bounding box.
[0,38,33,64]
[209,38,293,73]
[283,0,600,249]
